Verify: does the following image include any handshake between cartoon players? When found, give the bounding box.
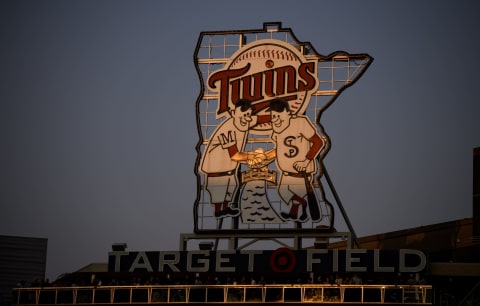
[200,98,324,222]
[245,148,271,169]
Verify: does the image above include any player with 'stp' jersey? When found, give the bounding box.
[265,98,324,222]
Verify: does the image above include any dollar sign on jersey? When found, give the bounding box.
[283,136,299,158]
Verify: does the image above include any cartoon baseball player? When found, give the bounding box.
[264,98,325,222]
[200,99,268,219]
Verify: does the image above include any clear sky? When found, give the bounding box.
[1,0,479,281]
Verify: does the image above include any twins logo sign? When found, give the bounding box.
[194,22,373,233]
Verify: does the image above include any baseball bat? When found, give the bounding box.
[301,171,321,221]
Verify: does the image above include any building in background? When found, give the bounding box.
[0,235,47,305]
[473,147,480,240]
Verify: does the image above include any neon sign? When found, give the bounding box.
[109,249,427,274]
[194,22,372,234]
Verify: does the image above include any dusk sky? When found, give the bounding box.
[1,1,479,281]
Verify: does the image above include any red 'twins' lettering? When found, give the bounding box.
[208,62,317,115]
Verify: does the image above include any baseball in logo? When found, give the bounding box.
[208,39,319,131]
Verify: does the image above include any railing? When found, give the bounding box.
[12,284,432,305]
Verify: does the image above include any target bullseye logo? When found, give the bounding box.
[269,248,297,272]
